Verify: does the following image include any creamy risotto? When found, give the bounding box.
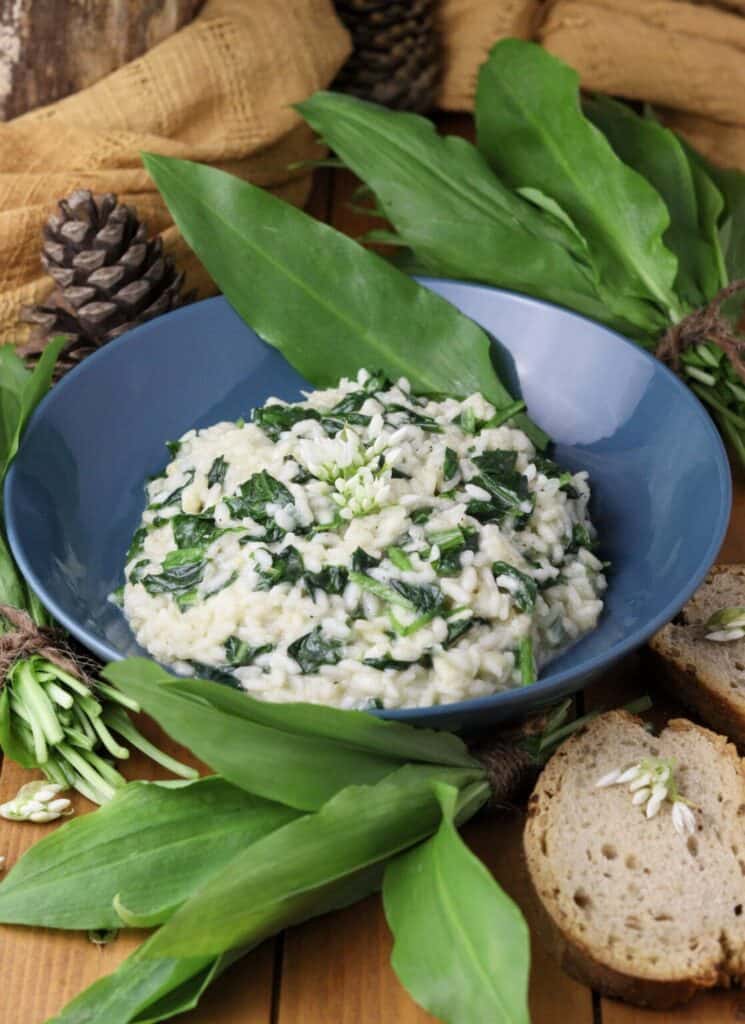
[119,371,606,709]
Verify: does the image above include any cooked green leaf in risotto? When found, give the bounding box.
[119,371,606,709]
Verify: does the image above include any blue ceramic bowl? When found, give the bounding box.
[5,281,731,729]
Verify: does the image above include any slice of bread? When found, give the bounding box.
[524,711,745,1009]
[650,564,745,744]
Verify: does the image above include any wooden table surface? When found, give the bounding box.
[2,116,745,1024]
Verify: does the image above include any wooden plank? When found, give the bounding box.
[278,893,433,1024]
[469,812,595,1024]
[601,991,745,1024]
[0,719,276,1024]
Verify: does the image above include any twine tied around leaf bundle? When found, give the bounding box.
[655,278,745,384]
[0,604,97,689]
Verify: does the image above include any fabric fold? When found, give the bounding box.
[0,0,351,345]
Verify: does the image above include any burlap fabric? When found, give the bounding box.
[438,0,745,174]
[0,0,351,345]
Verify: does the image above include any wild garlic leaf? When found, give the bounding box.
[585,97,724,306]
[287,626,343,674]
[143,765,486,959]
[443,447,459,481]
[0,531,30,613]
[351,547,380,573]
[224,470,292,522]
[444,614,486,648]
[389,580,445,615]
[0,335,68,486]
[476,40,681,332]
[170,514,221,549]
[253,403,319,441]
[304,564,349,596]
[142,152,547,448]
[0,777,299,929]
[100,662,422,810]
[255,544,305,590]
[224,636,274,667]
[125,526,147,563]
[0,686,38,769]
[45,944,228,1024]
[206,455,228,488]
[383,782,529,1024]
[492,562,538,613]
[296,92,630,333]
[468,450,532,526]
[48,771,490,1024]
[679,142,745,285]
[148,469,195,511]
[363,654,432,670]
[142,557,205,599]
[103,660,479,806]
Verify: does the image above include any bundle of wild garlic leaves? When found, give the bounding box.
[297,39,745,465]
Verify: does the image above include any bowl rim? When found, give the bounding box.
[4,282,733,722]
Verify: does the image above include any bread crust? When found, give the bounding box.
[650,564,745,745]
[523,712,743,1009]
[525,882,705,1009]
[648,643,745,745]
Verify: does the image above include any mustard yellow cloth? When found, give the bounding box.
[0,0,351,345]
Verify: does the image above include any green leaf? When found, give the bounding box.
[48,769,488,1024]
[383,782,530,1024]
[0,530,29,610]
[143,765,487,959]
[0,777,299,929]
[206,455,228,488]
[681,144,745,284]
[0,335,68,484]
[585,96,725,305]
[108,659,476,766]
[476,40,681,330]
[0,686,38,768]
[170,515,222,550]
[492,562,537,613]
[286,625,342,674]
[141,152,546,447]
[296,92,631,335]
[684,145,728,297]
[45,945,228,1024]
[103,660,479,811]
[0,362,27,488]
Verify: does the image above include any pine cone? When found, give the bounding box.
[21,189,192,377]
[333,0,441,113]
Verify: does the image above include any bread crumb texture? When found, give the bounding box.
[524,711,745,1004]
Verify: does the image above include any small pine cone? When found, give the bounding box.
[20,189,193,377]
[333,0,441,113]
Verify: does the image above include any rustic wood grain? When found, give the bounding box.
[0,0,202,120]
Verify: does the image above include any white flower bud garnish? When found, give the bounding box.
[671,800,697,836]
[0,780,73,824]
[705,606,745,642]
[595,756,696,833]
